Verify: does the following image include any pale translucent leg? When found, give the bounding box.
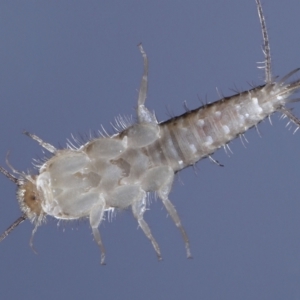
[140,165,192,258]
[137,44,157,124]
[132,192,162,260]
[158,179,192,259]
[137,44,148,108]
[89,195,106,265]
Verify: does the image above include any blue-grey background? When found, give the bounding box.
[0,1,300,299]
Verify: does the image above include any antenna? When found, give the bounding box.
[0,214,27,242]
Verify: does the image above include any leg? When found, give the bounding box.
[132,191,162,260]
[157,177,192,259]
[140,165,191,258]
[137,44,157,124]
[89,195,106,265]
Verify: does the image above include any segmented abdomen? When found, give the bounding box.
[147,83,285,171]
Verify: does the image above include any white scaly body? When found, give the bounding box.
[1,0,300,264]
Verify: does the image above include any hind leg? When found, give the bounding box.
[132,191,162,260]
[158,180,192,259]
[141,165,192,258]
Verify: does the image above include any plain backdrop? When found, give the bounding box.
[0,1,300,299]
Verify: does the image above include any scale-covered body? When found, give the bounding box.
[1,0,300,264]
